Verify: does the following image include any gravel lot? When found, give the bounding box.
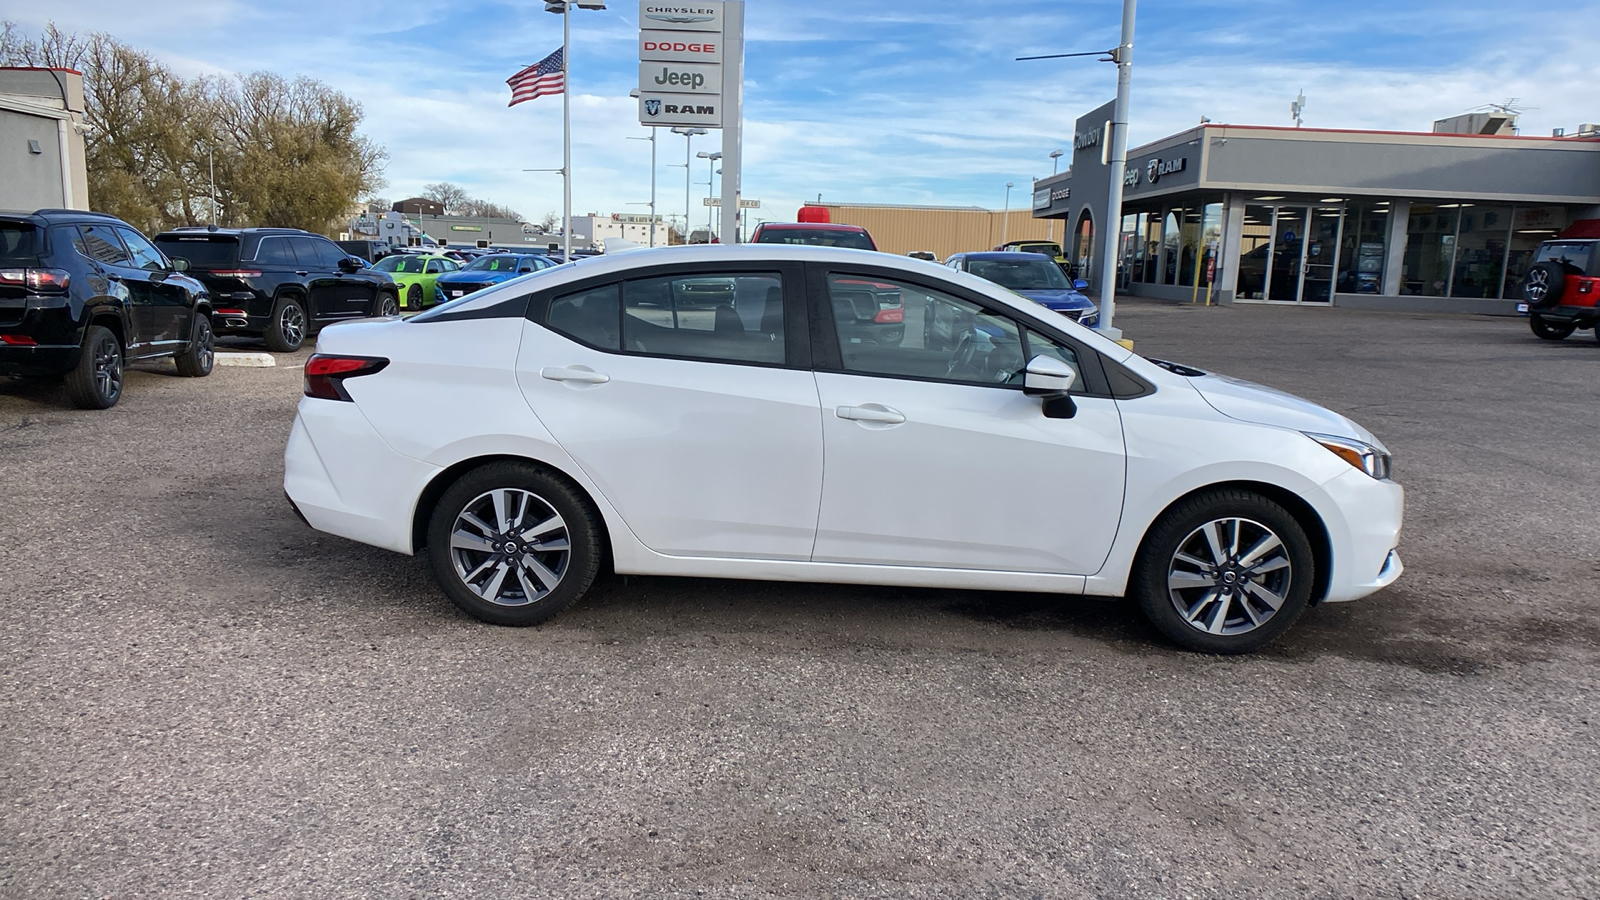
[2,304,1596,899]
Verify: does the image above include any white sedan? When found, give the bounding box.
[284,244,1402,653]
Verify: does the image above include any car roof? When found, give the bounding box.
[960,251,1054,260]
[154,226,310,237]
[756,222,869,232]
[1,208,126,226]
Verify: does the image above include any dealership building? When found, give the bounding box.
[1032,100,1600,312]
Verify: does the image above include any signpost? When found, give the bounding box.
[638,1,744,242]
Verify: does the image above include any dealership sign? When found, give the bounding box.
[639,1,728,126]
[1146,156,1187,184]
[639,61,720,94]
[639,30,722,63]
[639,93,721,126]
[640,4,724,32]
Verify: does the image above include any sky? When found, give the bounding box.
[5,0,1598,233]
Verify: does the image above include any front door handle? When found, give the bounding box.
[541,366,610,384]
[836,404,905,424]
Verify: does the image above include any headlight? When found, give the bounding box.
[1305,432,1392,480]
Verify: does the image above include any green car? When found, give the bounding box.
[372,253,462,310]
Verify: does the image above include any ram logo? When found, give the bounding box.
[644,99,662,117]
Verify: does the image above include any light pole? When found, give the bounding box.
[698,150,722,239]
[1002,182,1014,246]
[671,126,706,244]
[1046,150,1064,242]
[626,129,658,246]
[543,0,608,260]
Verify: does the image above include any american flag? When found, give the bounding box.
[507,48,564,106]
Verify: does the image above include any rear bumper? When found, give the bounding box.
[0,343,79,377]
[1530,304,1600,322]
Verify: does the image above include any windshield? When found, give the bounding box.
[375,256,426,273]
[755,228,875,251]
[966,256,1072,291]
[464,255,522,272]
[154,235,240,268]
[0,222,40,262]
[1536,242,1594,275]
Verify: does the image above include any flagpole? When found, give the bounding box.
[561,2,572,261]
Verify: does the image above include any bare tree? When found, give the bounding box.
[421,182,472,215]
[539,211,560,232]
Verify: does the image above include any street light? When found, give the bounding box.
[626,128,659,246]
[698,150,722,240]
[1002,181,1014,246]
[544,0,608,259]
[671,126,707,244]
[1049,149,1064,175]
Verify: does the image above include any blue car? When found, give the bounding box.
[945,251,1099,327]
[433,253,559,303]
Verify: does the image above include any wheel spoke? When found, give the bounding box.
[1245,580,1287,611]
[476,561,511,600]
[1237,594,1263,627]
[1204,592,1232,633]
[519,514,566,542]
[1202,521,1229,565]
[462,556,497,584]
[490,490,513,533]
[459,511,497,537]
[519,554,562,591]
[1237,533,1282,568]
[1174,550,1212,570]
[514,567,542,603]
[1182,587,1220,624]
[529,537,569,552]
[1168,569,1214,590]
[451,530,495,552]
[1248,556,1290,575]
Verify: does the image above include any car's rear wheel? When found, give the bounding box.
[174,313,214,377]
[264,295,307,352]
[1528,314,1575,341]
[65,325,123,410]
[1130,489,1315,654]
[426,462,602,626]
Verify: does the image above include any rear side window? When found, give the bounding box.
[547,284,621,350]
[0,222,41,262]
[74,225,133,267]
[116,227,168,271]
[256,237,297,266]
[155,236,240,268]
[622,273,786,365]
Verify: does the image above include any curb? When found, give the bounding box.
[214,352,277,368]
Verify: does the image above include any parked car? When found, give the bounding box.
[153,227,399,352]
[432,253,558,303]
[750,222,878,251]
[0,209,214,409]
[284,244,1404,654]
[336,239,395,264]
[372,253,461,310]
[906,250,939,262]
[1519,238,1600,343]
[945,251,1099,332]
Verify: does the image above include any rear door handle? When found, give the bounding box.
[836,404,905,424]
[541,366,610,384]
[295,271,309,276]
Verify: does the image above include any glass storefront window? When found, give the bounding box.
[1161,208,1181,285]
[1504,206,1572,299]
[1400,204,1459,296]
[1236,205,1272,300]
[1200,202,1222,289]
[1450,205,1512,298]
[1131,211,1159,283]
[1336,202,1389,295]
[1177,205,1203,287]
[1268,207,1306,301]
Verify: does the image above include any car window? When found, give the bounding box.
[966,256,1071,291]
[829,273,1026,387]
[547,283,621,350]
[154,235,239,268]
[621,272,785,365]
[1019,326,1084,392]
[74,225,133,267]
[465,255,518,272]
[517,258,538,273]
[287,237,326,270]
[0,222,41,262]
[425,260,444,274]
[1535,242,1594,275]
[256,237,298,267]
[310,238,348,268]
[115,227,168,271]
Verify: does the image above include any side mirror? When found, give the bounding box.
[1073,279,1089,290]
[170,257,190,272]
[339,256,361,272]
[1023,354,1075,397]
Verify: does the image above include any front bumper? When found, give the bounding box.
[1317,467,1405,603]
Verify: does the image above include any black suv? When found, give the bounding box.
[153,227,399,352]
[0,209,213,409]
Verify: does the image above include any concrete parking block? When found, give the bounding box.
[213,351,277,367]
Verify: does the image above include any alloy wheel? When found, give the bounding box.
[1166,517,1293,636]
[1524,269,1548,303]
[197,317,214,370]
[448,488,571,607]
[95,338,123,403]
[280,303,306,346]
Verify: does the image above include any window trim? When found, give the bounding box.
[73,224,135,269]
[804,261,1114,397]
[531,261,812,371]
[114,226,171,271]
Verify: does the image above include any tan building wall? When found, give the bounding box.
[803,202,1061,260]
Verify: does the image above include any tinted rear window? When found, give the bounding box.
[0,223,40,262]
[1535,242,1594,275]
[755,228,874,251]
[155,235,240,268]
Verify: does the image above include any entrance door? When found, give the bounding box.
[1301,208,1342,303]
[1251,205,1343,304]
[1267,207,1305,301]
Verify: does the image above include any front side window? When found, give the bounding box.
[466,255,517,272]
[376,255,423,273]
[115,227,168,271]
[623,273,785,364]
[74,225,132,267]
[311,238,348,268]
[829,274,1027,386]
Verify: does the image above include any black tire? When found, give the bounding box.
[405,284,422,310]
[1522,262,1566,309]
[64,325,123,410]
[425,462,602,626]
[174,313,214,377]
[1528,314,1575,341]
[264,294,307,352]
[1129,489,1315,654]
[375,292,400,318]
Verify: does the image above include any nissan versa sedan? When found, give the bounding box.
[284,245,1403,653]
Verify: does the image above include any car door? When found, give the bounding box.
[115,226,191,352]
[808,265,1127,575]
[286,236,343,322]
[71,224,145,348]
[514,263,823,560]
[309,236,375,317]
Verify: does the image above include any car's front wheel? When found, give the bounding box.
[1130,489,1315,654]
[405,284,422,309]
[64,325,123,410]
[426,462,602,626]
[1529,314,1575,341]
[375,292,399,318]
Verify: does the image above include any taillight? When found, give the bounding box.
[303,354,388,401]
[214,308,247,316]
[1579,280,1595,295]
[0,267,70,293]
[210,270,263,279]
[1,334,38,346]
[873,307,904,324]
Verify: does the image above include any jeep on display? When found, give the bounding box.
[1520,238,1600,343]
